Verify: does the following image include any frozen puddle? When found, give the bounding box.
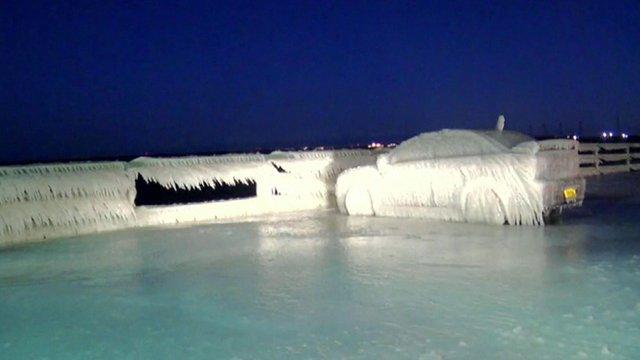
[1,174,640,359]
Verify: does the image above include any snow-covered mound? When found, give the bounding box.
[337,129,585,225]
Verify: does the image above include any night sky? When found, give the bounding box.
[1,1,639,163]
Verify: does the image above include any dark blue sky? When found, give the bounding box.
[1,1,639,163]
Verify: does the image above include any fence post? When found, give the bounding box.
[595,145,600,175]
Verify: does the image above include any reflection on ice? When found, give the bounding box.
[340,216,548,269]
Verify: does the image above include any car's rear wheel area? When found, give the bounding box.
[463,187,507,225]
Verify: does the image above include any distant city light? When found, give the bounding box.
[609,132,613,137]
[621,133,628,139]
[602,132,608,138]
[572,135,578,140]
[368,142,384,149]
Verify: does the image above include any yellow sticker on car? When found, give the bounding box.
[563,187,577,202]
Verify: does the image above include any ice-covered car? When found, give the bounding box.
[336,123,585,225]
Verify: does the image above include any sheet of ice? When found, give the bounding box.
[1,173,639,359]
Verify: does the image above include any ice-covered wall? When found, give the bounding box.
[128,150,378,211]
[1,150,378,245]
[262,150,379,201]
[128,153,267,190]
[0,162,136,246]
[129,150,379,227]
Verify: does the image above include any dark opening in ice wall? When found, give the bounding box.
[134,174,257,206]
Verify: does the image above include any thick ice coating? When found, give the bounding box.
[382,129,533,164]
[0,162,136,244]
[337,129,584,225]
[1,150,378,245]
[128,150,377,201]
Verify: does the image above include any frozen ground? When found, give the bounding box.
[1,174,640,359]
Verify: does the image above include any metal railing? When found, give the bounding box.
[578,142,640,176]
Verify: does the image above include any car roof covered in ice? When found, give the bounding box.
[386,129,533,164]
